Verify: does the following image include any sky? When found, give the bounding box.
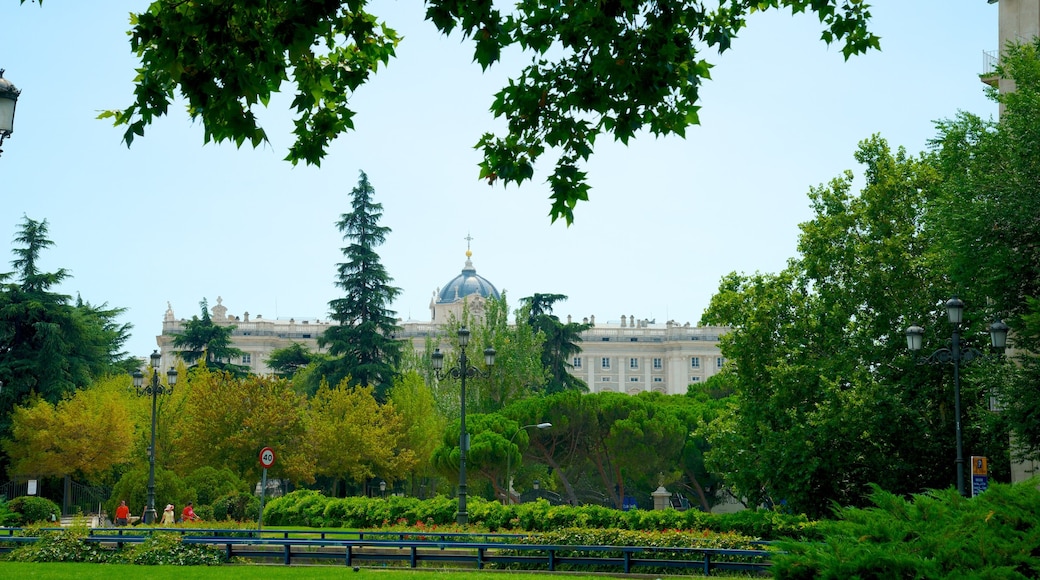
[0,1,999,359]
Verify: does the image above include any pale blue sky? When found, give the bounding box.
[0,1,998,359]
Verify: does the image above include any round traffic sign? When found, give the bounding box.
[259,446,276,469]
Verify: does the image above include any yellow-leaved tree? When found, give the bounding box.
[3,376,135,482]
[177,367,314,484]
[308,381,415,486]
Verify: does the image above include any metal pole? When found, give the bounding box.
[146,369,159,524]
[458,345,468,525]
[258,467,268,531]
[952,326,965,497]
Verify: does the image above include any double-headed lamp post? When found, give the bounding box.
[906,297,1009,497]
[505,423,552,504]
[132,350,177,524]
[431,327,495,525]
[0,69,21,158]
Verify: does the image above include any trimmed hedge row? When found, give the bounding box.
[262,490,819,541]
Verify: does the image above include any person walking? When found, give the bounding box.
[161,504,175,525]
[114,501,130,526]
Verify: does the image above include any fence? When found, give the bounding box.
[0,527,775,575]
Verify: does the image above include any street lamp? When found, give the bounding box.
[379,480,387,499]
[906,297,1009,496]
[504,423,552,504]
[431,327,495,525]
[132,350,177,524]
[0,69,21,158]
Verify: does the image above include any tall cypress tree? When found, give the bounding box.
[319,171,401,401]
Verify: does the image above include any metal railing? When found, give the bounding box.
[0,527,775,575]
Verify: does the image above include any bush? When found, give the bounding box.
[184,467,247,507]
[6,527,109,563]
[211,492,260,522]
[108,467,191,519]
[771,481,1040,579]
[0,498,23,526]
[7,528,226,566]
[7,496,61,525]
[111,532,226,566]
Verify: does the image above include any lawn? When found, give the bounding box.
[0,562,615,579]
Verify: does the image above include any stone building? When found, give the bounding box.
[155,248,727,396]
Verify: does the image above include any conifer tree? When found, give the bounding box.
[319,171,401,401]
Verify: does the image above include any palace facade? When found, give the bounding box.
[155,249,728,396]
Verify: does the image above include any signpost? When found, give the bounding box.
[258,447,275,531]
[971,456,989,497]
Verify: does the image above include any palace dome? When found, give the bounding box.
[436,250,500,304]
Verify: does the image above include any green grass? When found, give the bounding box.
[0,562,617,579]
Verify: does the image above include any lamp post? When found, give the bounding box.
[504,423,552,504]
[906,297,1009,497]
[431,327,495,525]
[0,69,21,158]
[132,350,177,524]
[379,480,387,499]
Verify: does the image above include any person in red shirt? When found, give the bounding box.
[181,502,199,522]
[114,500,130,526]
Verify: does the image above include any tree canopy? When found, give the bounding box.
[318,171,402,401]
[0,216,135,412]
[84,0,878,224]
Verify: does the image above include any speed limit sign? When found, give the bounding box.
[259,447,276,469]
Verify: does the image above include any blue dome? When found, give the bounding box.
[437,254,500,304]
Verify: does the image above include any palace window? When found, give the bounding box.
[691,357,700,368]
[653,358,662,369]
[629,358,638,369]
[601,357,611,369]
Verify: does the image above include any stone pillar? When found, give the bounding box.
[652,486,671,511]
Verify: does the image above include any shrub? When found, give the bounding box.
[211,492,260,522]
[772,482,1040,579]
[111,532,226,566]
[7,496,61,525]
[184,467,247,507]
[108,467,191,518]
[0,498,23,526]
[6,528,110,563]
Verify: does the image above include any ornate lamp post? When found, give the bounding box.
[906,297,1009,497]
[132,350,177,524]
[504,423,552,504]
[431,327,495,525]
[0,69,21,158]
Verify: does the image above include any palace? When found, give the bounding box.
[155,249,728,396]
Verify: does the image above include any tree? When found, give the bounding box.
[93,0,878,224]
[265,342,316,378]
[450,293,546,414]
[0,216,135,412]
[172,298,247,376]
[3,376,135,481]
[700,136,1012,517]
[318,171,401,402]
[521,293,590,394]
[388,371,447,495]
[176,368,313,484]
[928,39,1040,461]
[308,381,416,487]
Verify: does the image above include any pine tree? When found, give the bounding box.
[172,298,247,376]
[0,216,135,416]
[319,171,402,401]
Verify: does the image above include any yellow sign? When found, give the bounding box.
[971,456,988,476]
